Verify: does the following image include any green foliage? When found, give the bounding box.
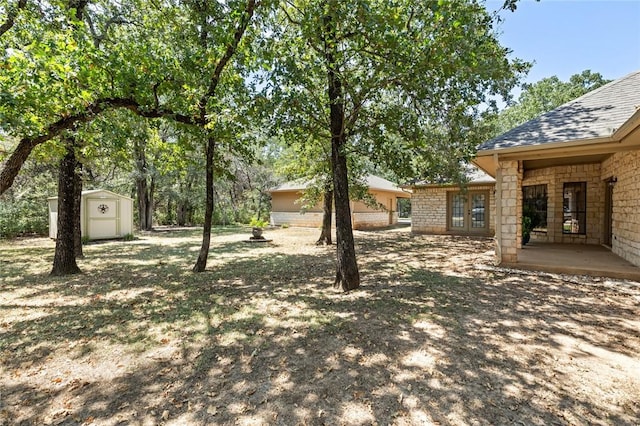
[267,0,528,186]
[249,216,269,228]
[522,215,532,241]
[0,196,48,238]
[0,140,55,238]
[523,203,542,230]
[122,233,135,241]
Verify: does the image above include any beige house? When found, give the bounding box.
[269,175,410,229]
[474,70,640,268]
[410,166,496,236]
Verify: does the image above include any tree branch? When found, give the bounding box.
[0,0,27,38]
[198,0,257,124]
[0,97,196,195]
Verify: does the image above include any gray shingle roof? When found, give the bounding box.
[479,70,640,151]
[409,164,495,187]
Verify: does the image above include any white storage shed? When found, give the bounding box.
[48,189,134,240]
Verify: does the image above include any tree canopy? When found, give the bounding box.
[264,0,528,289]
[2,0,530,286]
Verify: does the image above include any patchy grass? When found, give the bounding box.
[1,226,639,425]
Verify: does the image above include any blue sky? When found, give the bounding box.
[486,0,640,84]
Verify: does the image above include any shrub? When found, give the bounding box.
[0,198,48,238]
[249,216,269,228]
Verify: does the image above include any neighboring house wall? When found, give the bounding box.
[411,184,495,236]
[270,189,407,229]
[271,192,320,213]
[352,211,397,230]
[602,149,640,267]
[351,189,406,229]
[270,211,328,227]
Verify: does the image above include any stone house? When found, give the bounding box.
[410,166,496,237]
[473,70,640,268]
[269,175,410,229]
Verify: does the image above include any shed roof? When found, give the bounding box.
[48,189,133,201]
[478,70,640,152]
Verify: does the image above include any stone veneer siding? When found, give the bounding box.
[270,211,326,227]
[602,149,640,267]
[411,185,495,235]
[522,163,604,245]
[270,211,398,229]
[496,160,521,264]
[352,212,397,229]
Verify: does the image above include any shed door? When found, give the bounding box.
[87,198,119,239]
[448,191,489,234]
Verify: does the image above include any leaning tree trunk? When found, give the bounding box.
[51,144,81,276]
[316,188,333,245]
[193,134,215,272]
[324,9,360,291]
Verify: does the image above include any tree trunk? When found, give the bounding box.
[193,134,215,272]
[147,174,155,228]
[177,178,194,226]
[316,188,333,245]
[51,144,81,276]
[134,139,154,231]
[323,8,360,291]
[176,201,187,226]
[73,162,83,258]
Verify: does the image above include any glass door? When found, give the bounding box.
[448,191,489,233]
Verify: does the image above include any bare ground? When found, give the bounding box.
[0,226,639,425]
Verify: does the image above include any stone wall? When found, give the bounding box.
[523,163,603,245]
[411,185,495,235]
[270,211,325,227]
[602,149,640,267]
[353,212,396,229]
[410,187,448,234]
[496,160,521,264]
[270,211,397,229]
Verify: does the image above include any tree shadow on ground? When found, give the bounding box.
[1,229,639,425]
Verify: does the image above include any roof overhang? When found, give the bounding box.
[408,181,495,190]
[474,116,640,177]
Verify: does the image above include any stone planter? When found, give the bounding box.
[252,227,264,239]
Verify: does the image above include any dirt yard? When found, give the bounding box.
[1,226,639,425]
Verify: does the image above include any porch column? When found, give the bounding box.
[495,160,521,264]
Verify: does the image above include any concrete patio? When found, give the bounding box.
[505,242,640,281]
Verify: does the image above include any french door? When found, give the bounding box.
[448,190,489,234]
